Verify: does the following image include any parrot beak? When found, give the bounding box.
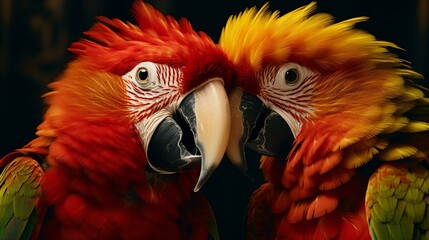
[226,88,294,174]
[226,88,265,178]
[145,79,230,192]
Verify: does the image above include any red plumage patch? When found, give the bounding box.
[259,116,375,239]
[68,1,233,92]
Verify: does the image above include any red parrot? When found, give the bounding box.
[220,2,429,240]
[0,1,233,239]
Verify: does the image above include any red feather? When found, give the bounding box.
[0,2,228,239]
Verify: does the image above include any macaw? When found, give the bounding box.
[220,2,429,240]
[0,1,233,239]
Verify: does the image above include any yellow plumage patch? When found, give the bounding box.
[220,1,405,72]
[378,145,419,161]
[222,2,429,239]
[342,138,388,169]
[401,121,429,133]
[400,86,425,101]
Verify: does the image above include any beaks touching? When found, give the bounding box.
[145,79,230,192]
[139,80,294,190]
[226,88,265,179]
[226,88,294,178]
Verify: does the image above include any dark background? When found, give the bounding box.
[0,0,427,239]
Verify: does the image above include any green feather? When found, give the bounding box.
[0,157,43,240]
[404,201,426,223]
[14,196,36,220]
[19,209,38,240]
[404,187,424,202]
[0,205,13,227]
[376,197,397,220]
[394,182,408,199]
[367,163,429,239]
[398,215,414,240]
[391,200,406,224]
[386,223,408,240]
[370,219,390,240]
[378,182,396,196]
[371,202,389,222]
[421,206,429,230]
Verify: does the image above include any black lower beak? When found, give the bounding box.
[147,116,200,173]
[226,90,266,177]
[245,111,294,159]
[226,88,294,175]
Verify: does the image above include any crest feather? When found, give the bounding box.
[68,1,215,75]
[220,2,403,72]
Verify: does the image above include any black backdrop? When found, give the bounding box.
[0,1,427,239]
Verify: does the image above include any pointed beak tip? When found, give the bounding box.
[193,166,215,192]
[190,79,230,192]
[193,185,201,193]
[142,79,230,190]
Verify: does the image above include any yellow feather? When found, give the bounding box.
[397,69,424,79]
[342,147,377,169]
[382,117,409,134]
[400,121,429,133]
[219,1,405,71]
[383,76,405,97]
[342,138,387,168]
[419,97,429,104]
[336,137,360,150]
[378,145,419,161]
[394,102,416,115]
[400,86,424,101]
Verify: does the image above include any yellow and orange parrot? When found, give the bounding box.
[0,1,233,239]
[221,2,429,239]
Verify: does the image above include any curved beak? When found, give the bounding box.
[226,88,294,176]
[144,79,230,192]
[226,88,266,178]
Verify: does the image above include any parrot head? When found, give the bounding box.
[220,2,422,176]
[47,1,233,192]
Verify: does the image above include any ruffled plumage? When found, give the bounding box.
[221,2,429,239]
[0,1,226,239]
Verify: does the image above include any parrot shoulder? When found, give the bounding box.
[0,152,45,240]
[366,162,429,239]
[366,81,429,239]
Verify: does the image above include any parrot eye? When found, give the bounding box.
[127,61,158,90]
[136,67,150,85]
[284,68,299,85]
[273,63,316,90]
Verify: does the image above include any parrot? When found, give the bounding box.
[220,2,429,240]
[0,1,234,239]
